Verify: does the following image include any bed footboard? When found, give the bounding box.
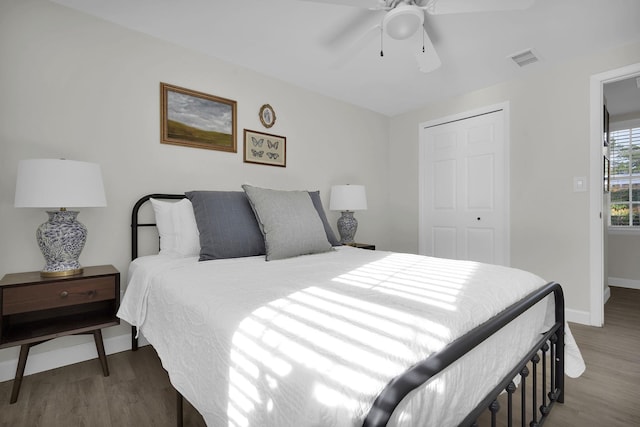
[363,281,565,427]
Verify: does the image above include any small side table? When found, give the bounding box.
[344,243,376,250]
[0,265,120,403]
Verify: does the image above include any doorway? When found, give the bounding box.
[589,62,640,326]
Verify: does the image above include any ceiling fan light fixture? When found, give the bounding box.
[383,5,424,40]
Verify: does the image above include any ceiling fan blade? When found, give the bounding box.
[298,0,386,9]
[425,0,535,15]
[323,9,384,49]
[415,29,441,73]
[329,24,381,69]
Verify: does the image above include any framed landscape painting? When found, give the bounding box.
[161,83,237,152]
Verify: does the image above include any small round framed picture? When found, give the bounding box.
[259,104,276,128]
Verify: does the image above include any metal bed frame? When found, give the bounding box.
[129,193,565,427]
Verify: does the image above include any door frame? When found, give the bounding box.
[589,62,640,327]
[418,101,511,266]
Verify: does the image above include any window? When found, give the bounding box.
[610,126,640,226]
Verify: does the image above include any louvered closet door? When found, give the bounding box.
[419,109,508,266]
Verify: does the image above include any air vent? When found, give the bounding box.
[509,49,540,67]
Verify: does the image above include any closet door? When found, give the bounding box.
[419,108,508,265]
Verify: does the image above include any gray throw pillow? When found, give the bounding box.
[185,191,265,261]
[242,185,332,261]
[308,191,340,246]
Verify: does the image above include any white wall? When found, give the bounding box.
[388,42,640,320]
[0,0,390,380]
[608,230,640,288]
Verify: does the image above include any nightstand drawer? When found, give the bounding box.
[2,277,116,315]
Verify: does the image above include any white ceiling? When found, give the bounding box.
[51,0,640,117]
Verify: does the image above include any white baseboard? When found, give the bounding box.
[0,332,148,383]
[565,308,591,325]
[609,277,640,290]
[566,284,611,325]
[567,281,638,327]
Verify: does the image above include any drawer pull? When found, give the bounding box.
[59,290,97,298]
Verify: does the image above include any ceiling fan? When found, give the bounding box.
[301,0,535,73]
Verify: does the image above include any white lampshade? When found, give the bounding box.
[329,185,367,212]
[15,159,107,208]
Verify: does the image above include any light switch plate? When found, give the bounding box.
[574,176,587,192]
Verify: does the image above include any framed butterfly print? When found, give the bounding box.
[243,129,286,167]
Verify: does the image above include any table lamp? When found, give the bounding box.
[14,159,107,277]
[329,184,367,244]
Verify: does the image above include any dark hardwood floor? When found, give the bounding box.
[1,287,638,426]
[546,286,640,426]
[0,343,205,427]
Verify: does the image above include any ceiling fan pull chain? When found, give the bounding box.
[422,29,425,53]
[380,26,384,57]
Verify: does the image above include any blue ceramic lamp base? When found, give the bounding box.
[37,209,87,277]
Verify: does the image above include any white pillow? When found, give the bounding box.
[150,198,200,257]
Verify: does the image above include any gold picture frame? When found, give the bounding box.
[259,104,276,128]
[160,82,237,152]
[243,129,286,167]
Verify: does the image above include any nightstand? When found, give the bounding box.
[0,265,120,403]
[344,243,376,250]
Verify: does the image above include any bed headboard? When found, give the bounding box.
[131,193,186,261]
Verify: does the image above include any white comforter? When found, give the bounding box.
[118,247,583,427]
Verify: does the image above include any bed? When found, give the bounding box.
[118,189,584,427]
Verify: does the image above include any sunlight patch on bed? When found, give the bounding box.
[305,287,450,338]
[229,378,259,411]
[227,253,480,424]
[283,294,415,361]
[290,289,423,339]
[381,280,458,304]
[232,331,292,377]
[230,349,259,379]
[253,306,402,378]
[229,296,400,421]
[331,253,477,311]
[228,402,249,427]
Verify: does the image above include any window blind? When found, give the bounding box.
[610,127,640,226]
